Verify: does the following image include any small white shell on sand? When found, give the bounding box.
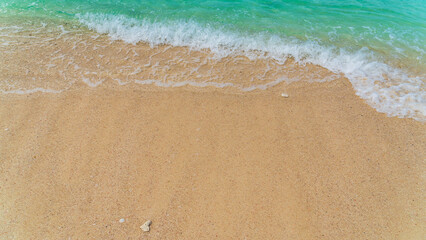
[281,93,289,98]
[119,218,125,223]
[140,220,152,232]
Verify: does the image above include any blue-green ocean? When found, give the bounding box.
[0,0,425,120]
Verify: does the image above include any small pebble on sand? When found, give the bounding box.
[119,218,125,223]
[281,93,289,98]
[140,220,152,232]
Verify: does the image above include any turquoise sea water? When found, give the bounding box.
[0,0,425,120]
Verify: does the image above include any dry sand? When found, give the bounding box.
[0,77,425,239]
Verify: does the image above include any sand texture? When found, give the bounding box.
[0,78,425,239]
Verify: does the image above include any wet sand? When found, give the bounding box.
[0,78,425,239]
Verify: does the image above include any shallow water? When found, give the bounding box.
[0,0,425,120]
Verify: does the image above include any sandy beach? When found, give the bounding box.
[1,1,426,239]
[1,77,424,239]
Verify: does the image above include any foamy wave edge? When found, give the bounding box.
[1,88,63,94]
[75,13,425,121]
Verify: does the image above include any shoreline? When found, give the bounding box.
[1,22,424,121]
[1,79,425,239]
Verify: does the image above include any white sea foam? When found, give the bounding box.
[76,13,426,121]
[0,87,63,94]
[135,79,234,88]
[82,77,104,87]
[133,78,287,91]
